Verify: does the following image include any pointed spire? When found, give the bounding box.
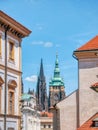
[49,53,64,86]
[55,52,59,68]
[28,88,31,94]
[54,53,60,78]
[39,58,44,78]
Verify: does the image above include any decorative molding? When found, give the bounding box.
[0,64,22,76]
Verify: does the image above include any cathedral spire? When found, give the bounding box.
[39,58,44,79]
[36,59,48,111]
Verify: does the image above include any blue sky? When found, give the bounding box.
[1,0,98,95]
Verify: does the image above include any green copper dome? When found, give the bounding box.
[49,54,64,86]
[21,93,32,101]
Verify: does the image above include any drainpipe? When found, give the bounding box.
[4,25,10,130]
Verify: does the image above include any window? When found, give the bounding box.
[9,91,14,114]
[8,128,14,130]
[48,125,51,128]
[0,87,1,113]
[9,41,14,60]
[8,80,17,115]
[44,125,46,128]
[0,77,4,113]
[95,121,98,127]
[0,35,1,56]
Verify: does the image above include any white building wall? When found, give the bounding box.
[79,58,98,126]
[0,31,20,70]
[57,91,77,130]
[0,28,21,130]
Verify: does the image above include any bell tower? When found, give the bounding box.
[49,54,65,107]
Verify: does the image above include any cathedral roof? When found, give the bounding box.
[77,113,98,130]
[77,35,98,51]
[49,54,64,86]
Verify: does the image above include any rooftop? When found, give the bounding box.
[77,35,98,51]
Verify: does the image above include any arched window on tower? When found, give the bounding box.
[8,80,17,115]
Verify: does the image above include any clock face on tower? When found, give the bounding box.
[54,94,59,101]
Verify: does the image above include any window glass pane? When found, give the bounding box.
[9,91,14,114]
[8,128,14,130]
[9,42,14,60]
[0,36,1,55]
[0,88,1,112]
[95,122,98,127]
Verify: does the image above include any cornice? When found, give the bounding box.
[0,10,31,39]
[0,114,21,119]
[0,64,22,76]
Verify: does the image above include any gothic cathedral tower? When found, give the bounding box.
[36,59,48,111]
[49,54,65,107]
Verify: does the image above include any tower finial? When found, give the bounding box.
[56,52,58,58]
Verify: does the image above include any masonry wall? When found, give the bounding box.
[57,91,77,130]
[79,58,98,126]
[0,28,21,130]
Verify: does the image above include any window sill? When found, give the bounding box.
[8,58,15,64]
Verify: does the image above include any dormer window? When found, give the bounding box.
[93,117,98,127]
[95,121,98,127]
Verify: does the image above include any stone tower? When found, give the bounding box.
[49,54,65,107]
[36,59,48,111]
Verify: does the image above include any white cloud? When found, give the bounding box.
[32,41,44,45]
[25,75,37,82]
[32,41,53,48]
[44,42,53,47]
[36,24,43,30]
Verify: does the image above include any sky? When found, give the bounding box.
[1,0,98,96]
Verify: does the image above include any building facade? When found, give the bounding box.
[51,36,98,130]
[0,11,31,130]
[21,93,40,130]
[49,54,65,107]
[40,111,53,130]
[36,59,48,111]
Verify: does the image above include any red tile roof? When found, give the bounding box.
[77,36,98,51]
[77,113,98,130]
[40,111,53,118]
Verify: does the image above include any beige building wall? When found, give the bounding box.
[79,58,98,126]
[40,117,53,130]
[56,90,78,130]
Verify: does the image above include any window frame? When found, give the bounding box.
[8,128,14,130]
[0,35,2,57]
[8,90,14,115]
[9,41,15,61]
[0,87,1,113]
[95,121,98,127]
[0,77,4,113]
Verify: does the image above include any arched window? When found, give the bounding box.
[0,76,4,113]
[8,80,17,115]
[0,35,1,57]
